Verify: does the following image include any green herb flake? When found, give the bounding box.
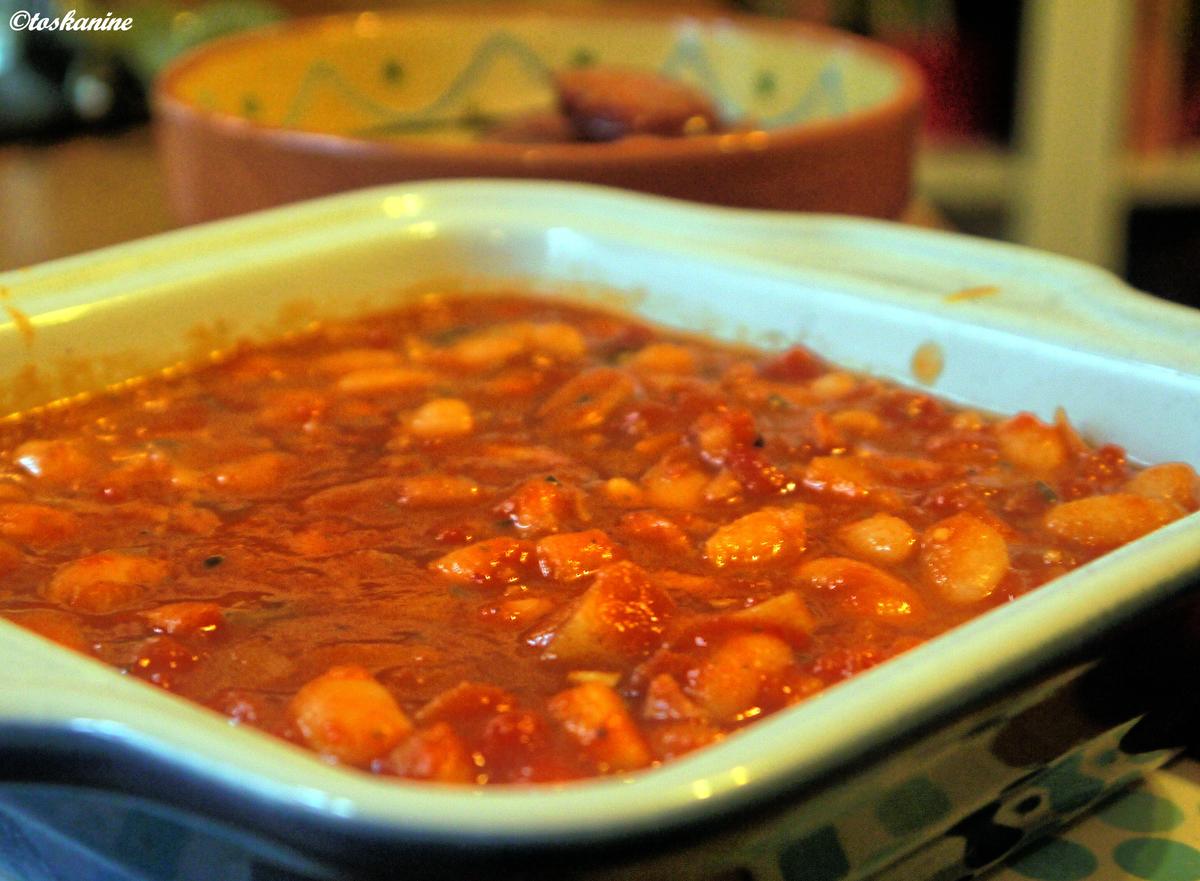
[754,70,777,98]
[382,58,404,84]
[1035,480,1059,503]
[431,325,469,345]
[570,48,596,68]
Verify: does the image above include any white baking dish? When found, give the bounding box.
[0,181,1198,881]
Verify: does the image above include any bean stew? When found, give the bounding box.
[0,293,1195,784]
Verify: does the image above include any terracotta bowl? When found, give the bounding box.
[153,6,923,225]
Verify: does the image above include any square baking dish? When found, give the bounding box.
[0,181,1198,881]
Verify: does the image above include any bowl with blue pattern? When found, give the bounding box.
[153,5,923,224]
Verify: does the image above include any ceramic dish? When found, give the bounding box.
[152,6,922,224]
[0,181,1199,881]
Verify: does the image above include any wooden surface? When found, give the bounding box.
[0,128,175,272]
[0,125,946,271]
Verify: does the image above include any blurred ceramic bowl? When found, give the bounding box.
[153,6,923,224]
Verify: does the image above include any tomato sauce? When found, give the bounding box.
[0,294,1195,784]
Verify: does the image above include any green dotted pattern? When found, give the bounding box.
[994,759,1200,881]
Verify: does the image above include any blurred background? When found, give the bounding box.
[2,0,1198,307]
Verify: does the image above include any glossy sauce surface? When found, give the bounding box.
[0,294,1195,784]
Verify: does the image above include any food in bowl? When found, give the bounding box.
[0,292,1195,786]
[485,66,727,143]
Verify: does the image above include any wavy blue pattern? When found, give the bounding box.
[273,30,849,136]
[768,62,847,126]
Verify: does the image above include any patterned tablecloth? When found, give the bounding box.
[0,758,1197,881]
[2,760,1199,881]
[992,757,1200,881]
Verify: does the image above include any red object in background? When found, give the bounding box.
[884,30,983,142]
[1184,91,1200,140]
[1183,2,1200,143]
[859,3,1021,146]
[1129,0,1187,153]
